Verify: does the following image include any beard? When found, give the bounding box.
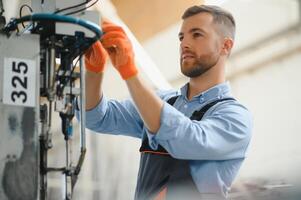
[180,52,220,78]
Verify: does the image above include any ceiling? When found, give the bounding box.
[110,0,203,42]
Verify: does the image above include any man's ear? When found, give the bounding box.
[221,37,234,56]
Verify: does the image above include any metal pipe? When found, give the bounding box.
[45,48,49,89]
[64,140,71,200]
[49,43,56,97]
[79,54,86,151]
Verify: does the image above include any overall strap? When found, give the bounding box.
[190,97,235,121]
[167,96,235,121]
[167,95,179,106]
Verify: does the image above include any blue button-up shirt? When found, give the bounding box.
[77,82,252,198]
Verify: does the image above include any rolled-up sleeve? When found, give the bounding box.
[147,101,253,160]
[75,96,144,138]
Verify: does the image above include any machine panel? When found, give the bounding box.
[0,34,40,200]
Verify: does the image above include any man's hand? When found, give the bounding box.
[101,21,138,80]
[84,41,107,110]
[85,41,108,73]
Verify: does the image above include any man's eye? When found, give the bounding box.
[193,32,202,38]
[179,36,183,41]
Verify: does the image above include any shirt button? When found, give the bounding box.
[200,97,204,102]
[184,105,188,109]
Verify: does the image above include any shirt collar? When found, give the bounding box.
[177,82,231,103]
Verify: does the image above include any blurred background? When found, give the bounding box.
[3,0,301,199]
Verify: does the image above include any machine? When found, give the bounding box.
[0,0,101,199]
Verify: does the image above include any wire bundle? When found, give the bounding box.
[55,0,99,16]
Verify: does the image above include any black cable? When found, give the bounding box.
[0,0,4,16]
[58,54,82,96]
[54,0,90,14]
[64,0,99,16]
[19,4,33,28]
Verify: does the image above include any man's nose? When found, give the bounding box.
[180,37,191,50]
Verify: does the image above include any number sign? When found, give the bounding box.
[3,58,37,107]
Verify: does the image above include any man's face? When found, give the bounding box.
[179,12,223,78]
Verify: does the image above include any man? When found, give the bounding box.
[79,5,252,200]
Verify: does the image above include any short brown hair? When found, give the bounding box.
[182,5,236,40]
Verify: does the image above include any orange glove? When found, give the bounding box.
[101,21,138,80]
[84,41,108,73]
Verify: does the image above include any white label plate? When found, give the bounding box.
[3,58,37,107]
